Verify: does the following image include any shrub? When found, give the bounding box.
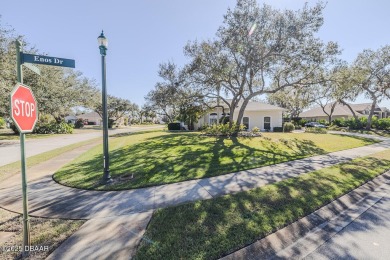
[345,117,371,130]
[331,118,347,127]
[74,119,84,129]
[34,122,73,134]
[0,117,6,129]
[374,118,390,130]
[219,116,230,124]
[305,127,327,134]
[168,123,181,131]
[197,124,208,131]
[201,123,246,136]
[317,119,328,126]
[283,122,295,132]
[273,127,283,132]
[10,122,19,134]
[291,118,308,127]
[297,119,308,127]
[251,127,260,134]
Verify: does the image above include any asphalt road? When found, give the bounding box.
[0,125,163,167]
[304,186,390,260]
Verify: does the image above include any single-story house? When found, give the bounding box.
[78,112,102,125]
[64,115,77,124]
[195,100,285,131]
[299,102,389,122]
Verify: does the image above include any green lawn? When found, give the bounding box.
[134,149,390,260]
[53,131,377,190]
[0,129,54,140]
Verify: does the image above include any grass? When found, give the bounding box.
[134,149,390,260]
[0,208,85,259]
[53,131,377,190]
[0,129,54,140]
[0,138,99,182]
[328,127,390,138]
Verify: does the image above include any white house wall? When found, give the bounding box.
[196,109,283,131]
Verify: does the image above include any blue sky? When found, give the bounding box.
[2,1,390,108]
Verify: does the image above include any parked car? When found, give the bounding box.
[305,122,327,128]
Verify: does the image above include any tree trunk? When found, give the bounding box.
[228,97,240,128]
[338,99,361,128]
[366,100,377,130]
[328,102,337,124]
[236,98,250,126]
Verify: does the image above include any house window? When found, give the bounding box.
[243,117,249,130]
[264,117,271,130]
[209,113,218,125]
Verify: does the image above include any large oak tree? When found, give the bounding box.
[185,0,340,126]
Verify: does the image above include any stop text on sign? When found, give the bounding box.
[13,99,36,117]
[10,83,38,133]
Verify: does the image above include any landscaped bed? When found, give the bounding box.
[53,130,377,190]
[134,149,390,260]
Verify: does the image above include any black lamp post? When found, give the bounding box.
[98,30,111,183]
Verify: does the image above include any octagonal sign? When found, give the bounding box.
[10,83,38,133]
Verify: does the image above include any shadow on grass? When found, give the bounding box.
[329,132,381,143]
[54,133,331,190]
[110,129,163,138]
[134,157,390,260]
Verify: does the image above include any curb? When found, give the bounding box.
[220,170,390,260]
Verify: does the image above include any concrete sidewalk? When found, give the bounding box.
[0,125,163,167]
[1,136,389,219]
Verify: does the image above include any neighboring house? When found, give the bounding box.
[64,115,77,124]
[299,102,389,121]
[78,112,102,125]
[195,100,285,131]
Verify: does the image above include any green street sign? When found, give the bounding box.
[22,53,75,68]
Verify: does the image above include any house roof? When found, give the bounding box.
[78,112,101,121]
[299,102,360,118]
[300,102,389,118]
[213,99,285,111]
[348,103,377,112]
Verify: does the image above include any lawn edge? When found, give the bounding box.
[53,133,381,191]
[220,170,390,260]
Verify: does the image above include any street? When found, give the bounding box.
[304,184,390,260]
[0,125,163,167]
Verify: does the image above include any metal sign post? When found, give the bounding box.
[15,40,31,256]
[11,41,75,256]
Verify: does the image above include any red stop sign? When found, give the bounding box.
[10,83,38,133]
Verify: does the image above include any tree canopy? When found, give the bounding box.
[184,0,340,126]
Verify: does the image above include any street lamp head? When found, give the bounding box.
[98,30,108,55]
[98,30,108,47]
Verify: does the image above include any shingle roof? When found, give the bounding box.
[212,99,285,111]
[299,102,359,118]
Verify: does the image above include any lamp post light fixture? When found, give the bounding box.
[98,30,111,183]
